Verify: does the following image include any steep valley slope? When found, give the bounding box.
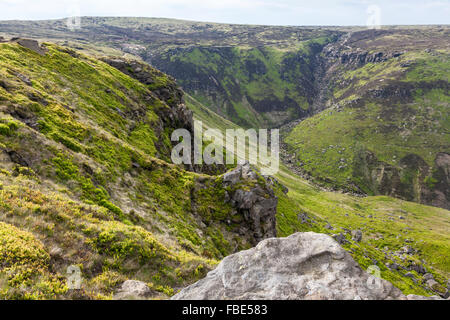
[0,17,342,128]
[285,28,450,209]
[0,20,448,299]
[189,85,450,298]
[1,18,448,209]
[0,40,278,299]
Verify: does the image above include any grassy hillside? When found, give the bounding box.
[2,19,447,208]
[184,94,239,132]
[0,17,342,128]
[153,37,335,128]
[285,30,450,209]
[0,41,270,299]
[192,89,450,297]
[0,28,448,299]
[274,164,449,296]
[0,172,215,299]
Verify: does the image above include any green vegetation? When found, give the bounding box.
[194,92,450,296]
[285,49,450,199]
[0,171,216,299]
[0,220,67,299]
[158,37,335,128]
[273,164,449,296]
[0,28,448,300]
[185,94,239,132]
[0,42,266,299]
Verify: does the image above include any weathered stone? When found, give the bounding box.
[172,232,410,300]
[232,189,257,210]
[332,233,348,245]
[426,279,440,291]
[400,246,414,255]
[221,163,278,244]
[114,280,153,300]
[240,162,254,179]
[14,38,47,56]
[7,150,29,167]
[15,72,32,86]
[423,273,434,281]
[297,212,309,224]
[408,263,427,274]
[387,263,400,271]
[223,167,242,185]
[352,230,363,242]
[336,49,387,66]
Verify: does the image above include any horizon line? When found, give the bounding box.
[0,16,449,28]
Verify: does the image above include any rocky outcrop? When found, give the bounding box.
[101,57,230,175]
[172,232,443,300]
[333,49,389,66]
[353,148,450,210]
[11,38,47,56]
[188,162,278,249]
[101,57,193,132]
[150,43,328,128]
[423,152,450,210]
[324,47,402,67]
[101,58,183,108]
[323,31,403,67]
[352,230,363,242]
[222,163,278,244]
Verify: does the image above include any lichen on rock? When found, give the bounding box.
[172,232,443,300]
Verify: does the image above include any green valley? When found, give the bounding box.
[0,17,448,300]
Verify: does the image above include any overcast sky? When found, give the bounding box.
[0,0,449,26]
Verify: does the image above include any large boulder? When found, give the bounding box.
[172,232,440,300]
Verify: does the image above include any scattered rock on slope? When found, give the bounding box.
[12,38,47,56]
[172,232,442,300]
[352,230,363,242]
